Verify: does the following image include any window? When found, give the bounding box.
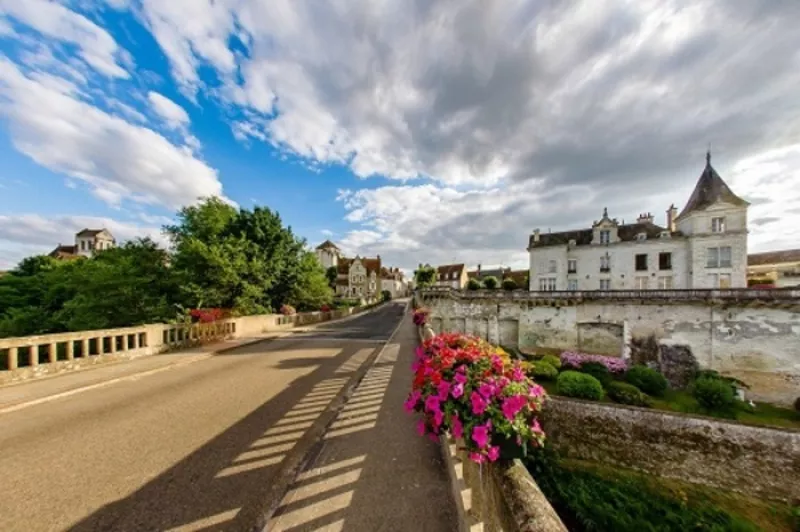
[451,272,456,279]
[568,279,578,291]
[708,273,732,288]
[711,217,725,233]
[659,252,672,270]
[635,253,648,271]
[600,254,611,272]
[635,276,649,289]
[538,278,556,291]
[599,279,611,290]
[81,241,85,251]
[636,232,646,241]
[548,260,557,273]
[600,230,610,244]
[567,259,577,273]
[707,246,732,268]
[658,276,673,289]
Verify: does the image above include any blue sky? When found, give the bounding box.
[1,1,799,271]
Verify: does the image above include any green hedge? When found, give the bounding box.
[531,361,559,381]
[577,361,612,388]
[692,376,736,411]
[557,370,604,401]
[541,354,561,369]
[607,381,652,407]
[625,365,668,397]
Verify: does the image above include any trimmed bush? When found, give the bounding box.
[557,371,604,401]
[531,361,559,381]
[692,376,735,410]
[577,361,612,387]
[625,365,668,397]
[502,278,517,290]
[607,381,652,407]
[466,277,482,290]
[482,276,499,289]
[541,354,561,369]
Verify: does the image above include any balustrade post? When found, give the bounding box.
[66,340,74,360]
[82,338,90,358]
[109,336,117,355]
[48,342,57,364]
[131,334,138,350]
[29,345,38,366]
[7,347,18,370]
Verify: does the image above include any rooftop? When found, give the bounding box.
[748,249,800,267]
[676,152,749,220]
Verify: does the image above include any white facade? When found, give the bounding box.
[315,243,340,269]
[75,229,115,257]
[528,155,749,291]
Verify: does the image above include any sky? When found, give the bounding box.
[1,0,799,273]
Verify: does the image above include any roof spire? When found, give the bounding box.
[602,207,608,218]
[706,149,711,166]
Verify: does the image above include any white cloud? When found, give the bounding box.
[0,58,224,209]
[0,213,167,269]
[0,16,15,36]
[0,0,129,77]
[320,229,334,237]
[147,91,190,129]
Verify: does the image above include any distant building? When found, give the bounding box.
[314,240,341,269]
[747,249,800,288]
[380,267,408,298]
[336,256,382,298]
[435,264,468,289]
[49,229,116,260]
[528,153,749,290]
[466,265,527,288]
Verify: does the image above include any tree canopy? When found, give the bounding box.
[0,198,333,338]
[414,264,436,288]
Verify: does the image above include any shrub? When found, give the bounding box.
[541,354,561,369]
[576,361,612,388]
[531,361,558,381]
[466,278,482,290]
[692,376,736,411]
[625,365,668,397]
[502,278,517,290]
[279,304,296,316]
[607,381,652,407]
[381,290,392,302]
[482,276,499,289]
[412,308,429,326]
[557,371,604,401]
[560,351,628,373]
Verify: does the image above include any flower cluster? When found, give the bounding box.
[560,351,628,373]
[189,308,224,323]
[406,332,546,464]
[280,304,297,316]
[320,304,331,312]
[412,308,430,326]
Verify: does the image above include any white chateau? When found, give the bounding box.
[528,153,749,291]
[49,229,116,260]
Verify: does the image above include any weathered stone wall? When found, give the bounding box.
[421,289,800,405]
[540,396,800,502]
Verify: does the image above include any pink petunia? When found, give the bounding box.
[478,382,496,400]
[487,446,500,462]
[469,452,487,464]
[454,371,467,385]
[501,395,527,421]
[451,382,464,399]
[470,391,488,415]
[425,395,441,413]
[471,422,491,449]
[417,420,427,436]
[452,415,463,439]
[437,380,451,401]
[433,408,444,428]
[531,418,542,434]
[511,365,525,382]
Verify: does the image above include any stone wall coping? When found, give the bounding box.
[547,395,800,435]
[420,286,800,305]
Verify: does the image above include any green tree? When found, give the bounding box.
[502,278,517,290]
[289,252,334,311]
[13,255,64,277]
[467,277,482,290]
[414,265,436,288]
[325,266,338,288]
[482,275,499,289]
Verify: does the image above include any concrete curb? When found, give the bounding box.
[251,300,409,532]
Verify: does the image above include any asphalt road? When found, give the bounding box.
[0,301,408,532]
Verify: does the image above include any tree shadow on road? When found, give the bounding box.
[68,343,375,532]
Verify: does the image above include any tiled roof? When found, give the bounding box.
[337,258,353,274]
[503,269,528,286]
[676,153,748,220]
[748,249,800,267]
[528,222,675,249]
[436,263,464,281]
[338,256,381,276]
[49,245,77,258]
[316,240,340,251]
[76,228,112,238]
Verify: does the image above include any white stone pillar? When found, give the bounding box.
[66,340,74,360]
[29,345,38,366]
[48,342,57,364]
[82,338,90,358]
[7,347,18,370]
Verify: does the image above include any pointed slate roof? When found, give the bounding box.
[676,152,748,220]
[315,239,340,251]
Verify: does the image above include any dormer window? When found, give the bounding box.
[568,239,576,248]
[636,232,646,242]
[600,230,610,244]
[711,217,725,233]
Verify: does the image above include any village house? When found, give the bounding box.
[528,153,749,290]
[747,249,800,288]
[466,265,528,288]
[315,241,407,299]
[434,263,468,289]
[380,266,408,298]
[49,229,116,260]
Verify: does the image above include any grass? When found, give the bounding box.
[525,452,797,532]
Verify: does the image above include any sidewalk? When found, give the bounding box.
[0,331,290,413]
[267,311,458,531]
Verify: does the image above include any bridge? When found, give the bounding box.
[0,300,458,531]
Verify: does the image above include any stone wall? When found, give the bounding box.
[420,289,800,405]
[540,396,800,502]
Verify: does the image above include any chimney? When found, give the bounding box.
[477,263,482,276]
[533,229,540,242]
[637,212,654,224]
[666,204,677,232]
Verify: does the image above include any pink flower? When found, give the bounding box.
[471,422,491,449]
[451,382,464,399]
[530,418,542,434]
[425,395,441,413]
[491,355,504,373]
[469,452,487,464]
[452,415,463,439]
[404,390,421,413]
[470,391,488,415]
[437,380,451,401]
[433,409,444,428]
[511,365,525,382]
[501,395,526,422]
[428,433,439,442]
[529,384,545,398]
[487,446,500,462]
[478,382,496,400]
[415,346,425,359]
[454,371,467,385]
[417,420,427,436]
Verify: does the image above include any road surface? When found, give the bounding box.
[0,301,412,532]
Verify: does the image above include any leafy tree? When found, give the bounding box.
[482,275,499,289]
[326,266,338,288]
[502,278,517,290]
[414,265,436,288]
[289,252,334,311]
[467,278,482,290]
[13,255,64,277]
